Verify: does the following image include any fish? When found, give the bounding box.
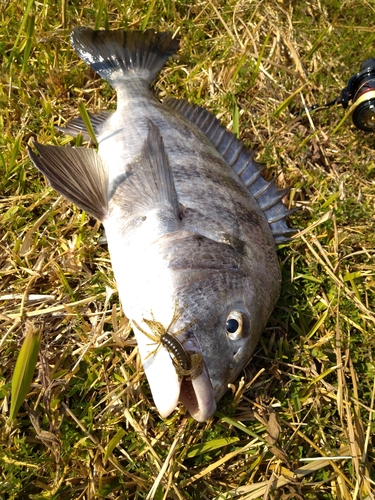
[28,28,294,422]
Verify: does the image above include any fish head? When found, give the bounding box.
[130,250,280,422]
[176,262,281,407]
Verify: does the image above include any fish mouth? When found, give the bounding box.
[133,327,216,421]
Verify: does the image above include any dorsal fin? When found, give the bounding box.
[56,110,113,141]
[164,97,295,243]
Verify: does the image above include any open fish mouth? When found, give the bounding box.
[133,327,216,422]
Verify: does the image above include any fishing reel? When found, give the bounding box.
[339,58,375,131]
[310,58,375,131]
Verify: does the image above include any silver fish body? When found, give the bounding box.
[28,28,293,422]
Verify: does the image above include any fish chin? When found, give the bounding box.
[142,348,181,418]
[134,327,216,421]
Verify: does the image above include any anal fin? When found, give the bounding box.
[28,143,108,221]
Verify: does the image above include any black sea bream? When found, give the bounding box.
[28,28,294,422]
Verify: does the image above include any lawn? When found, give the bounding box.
[0,0,374,498]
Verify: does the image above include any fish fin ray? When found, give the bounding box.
[71,28,179,86]
[164,97,294,242]
[28,142,108,221]
[110,120,179,218]
[56,110,112,140]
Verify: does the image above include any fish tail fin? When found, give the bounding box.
[71,27,180,87]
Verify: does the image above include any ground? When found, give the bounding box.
[0,1,374,499]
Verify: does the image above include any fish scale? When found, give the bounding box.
[28,28,293,422]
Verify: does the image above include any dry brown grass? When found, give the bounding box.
[1,0,374,498]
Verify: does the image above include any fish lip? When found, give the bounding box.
[178,339,216,422]
[179,364,216,422]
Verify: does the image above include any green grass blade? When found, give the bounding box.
[9,323,41,422]
[7,135,22,178]
[187,437,239,458]
[332,104,355,134]
[140,0,157,31]
[53,262,76,300]
[78,101,98,146]
[305,28,330,60]
[94,0,107,30]
[21,12,35,73]
[2,205,19,222]
[104,428,126,464]
[229,51,248,85]
[249,32,270,87]
[232,95,239,137]
[274,84,307,117]
[320,191,339,209]
[6,0,35,70]
[215,411,265,440]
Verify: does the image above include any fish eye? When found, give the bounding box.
[226,318,239,333]
[225,311,250,340]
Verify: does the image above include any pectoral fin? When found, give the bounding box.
[28,142,108,221]
[110,119,180,219]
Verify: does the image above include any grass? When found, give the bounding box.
[1,0,375,498]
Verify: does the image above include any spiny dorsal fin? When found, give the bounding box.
[28,142,108,221]
[71,28,180,87]
[164,97,295,243]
